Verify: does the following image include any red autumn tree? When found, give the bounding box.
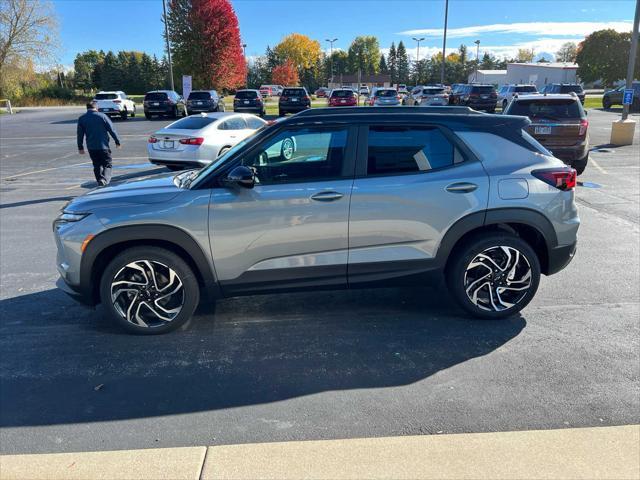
[167,0,246,91]
[271,60,299,86]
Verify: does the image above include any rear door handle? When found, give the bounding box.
[446,182,478,193]
[310,191,344,202]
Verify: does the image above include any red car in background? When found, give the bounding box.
[329,89,357,107]
[315,87,330,98]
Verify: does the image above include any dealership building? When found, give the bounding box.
[469,62,579,89]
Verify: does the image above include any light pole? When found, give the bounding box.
[622,0,639,122]
[413,37,425,83]
[474,39,480,82]
[162,0,175,91]
[325,38,338,85]
[440,0,449,85]
[242,43,247,87]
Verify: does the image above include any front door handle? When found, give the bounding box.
[446,182,478,193]
[310,191,344,202]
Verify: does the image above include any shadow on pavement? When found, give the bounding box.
[79,167,170,189]
[0,195,74,209]
[0,286,526,428]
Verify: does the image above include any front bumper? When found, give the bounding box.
[546,241,577,275]
[56,277,94,306]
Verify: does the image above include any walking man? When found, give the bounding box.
[77,101,121,186]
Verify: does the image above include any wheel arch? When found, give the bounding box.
[81,224,220,305]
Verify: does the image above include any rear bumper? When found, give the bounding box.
[150,158,208,168]
[234,106,263,113]
[546,241,577,275]
[547,142,589,163]
[144,107,173,115]
[280,104,310,112]
[467,101,497,111]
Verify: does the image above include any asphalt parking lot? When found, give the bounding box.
[0,107,638,455]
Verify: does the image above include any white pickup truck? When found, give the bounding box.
[93,91,136,120]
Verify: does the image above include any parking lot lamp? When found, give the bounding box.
[326,38,338,85]
[413,37,425,83]
[474,39,480,82]
[440,0,449,85]
[162,0,175,91]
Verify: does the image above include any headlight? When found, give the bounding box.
[54,212,90,229]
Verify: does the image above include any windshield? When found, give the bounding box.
[167,116,217,130]
[95,93,118,100]
[145,92,168,101]
[376,89,397,97]
[189,92,211,100]
[235,90,258,99]
[509,99,583,119]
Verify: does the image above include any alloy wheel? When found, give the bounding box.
[110,260,184,328]
[281,138,294,160]
[464,246,532,312]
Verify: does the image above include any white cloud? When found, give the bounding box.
[399,21,633,38]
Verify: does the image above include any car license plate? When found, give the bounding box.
[292,98,298,102]
[481,95,488,99]
[340,99,346,103]
[153,102,159,106]
[163,140,174,149]
[534,126,552,135]
[244,100,250,104]
[197,101,203,105]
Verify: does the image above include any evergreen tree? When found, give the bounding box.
[388,42,397,84]
[396,41,409,84]
[379,54,388,73]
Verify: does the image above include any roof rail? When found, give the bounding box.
[294,106,483,117]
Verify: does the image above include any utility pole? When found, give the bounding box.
[622,0,640,121]
[440,0,449,85]
[326,38,338,86]
[162,0,175,91]
[474,39,481,82]
[413,37,424,84]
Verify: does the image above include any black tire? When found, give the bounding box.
[99,246,200,334]
[130,106,136,117]
[171,106,178,119]
[572,155,588,175]
[260,109,265,117]
[121,108,128,120]
[218,146,230,157]
[502,99,508,110]
[145,112,152,120]
[446,233,541,319]
[602,97,612,110]
[166,165,185,171]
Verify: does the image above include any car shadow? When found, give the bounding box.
[0,285,526,427]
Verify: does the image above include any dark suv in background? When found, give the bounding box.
[143,90,187,119]
[602,82,640,111]
[452,84,497,112]
[279,87,311,116]
[504,93,589,174]
[233,89,265,117]
[541,84,585,104]
[186,90,224,113]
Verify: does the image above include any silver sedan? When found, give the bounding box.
[147,112,267,171]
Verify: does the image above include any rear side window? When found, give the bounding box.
[219,117,247,130]
[189,91,211,100]
[95,93,118,100]
[367,126,460,175]
[282,88,305,96]
[235,90,258,99]
[145,92,168,101]
[509,99,583,119]
[168,116,216,130]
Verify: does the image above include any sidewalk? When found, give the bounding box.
[1,425,638,480]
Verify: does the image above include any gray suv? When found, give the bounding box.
[54,107,579,334]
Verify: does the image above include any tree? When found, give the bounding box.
[273,33,322,71]
[515,48,534,63]
[347,35,380,74]
[388,42,397,84]
[166,0,246,91]
[480,52,496,70]
[537,56,550,63]
[396,41,410,84]
[577,30,639,87]
[458,44,468,65]
[73,50,103,92]
[272,59,299,86]
[379,54,388,73]
[556,42,578,63]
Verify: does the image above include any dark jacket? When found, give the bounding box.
[77,110,121,151]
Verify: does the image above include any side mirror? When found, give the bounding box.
[224,165,255,189]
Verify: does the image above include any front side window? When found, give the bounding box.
[219,117,248,130]
[367,126,460,175]
[241,127,349,184]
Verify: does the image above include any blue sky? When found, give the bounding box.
[53,0,636,67]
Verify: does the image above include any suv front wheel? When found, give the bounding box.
[99,246,200,334]
[447,233,540,319]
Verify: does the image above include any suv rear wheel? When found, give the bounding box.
[99,247,200,334]
[447,233,540,319]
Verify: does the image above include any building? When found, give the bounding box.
[504,63,578,89]
[468,69,507,85]
[328,74,391,91]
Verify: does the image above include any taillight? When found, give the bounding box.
[179,137,205,146]
[148,136,158,143]
[532,168,577,191]
[281,96,288,102]
[304,96,310,102]
[579,119,588,136]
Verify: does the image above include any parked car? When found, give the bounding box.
[315,87,330,98]
[329,89,357,107]
[186,90,224,113]
[359,85,370,96]
[55,106,579,334]
[233,89,265,116]
[453,84,497,112]
[602,82,640,111]
[397,84,409,95]
[94,91,136,120]
[504,93,589,174]
[406,86,449,106]
[279,87,311,116]
[143,90,187,119]
[147,112,266,171]
[540,84,585,104]
[368,87,400,106]
[497,84,538,110]
[259,85,279,97]
[448,83,467,104]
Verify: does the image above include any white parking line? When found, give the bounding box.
[3,161,91,180]
[590,157,608,174]
[0,134,150,140]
